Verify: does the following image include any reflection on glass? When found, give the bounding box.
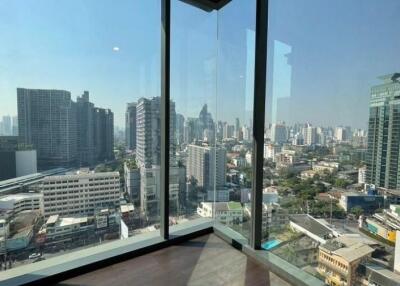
[215,0,256,240]
[169,0,218,225]
[169,0,256,243]
[263,1,400,285]
[0,0,161,272]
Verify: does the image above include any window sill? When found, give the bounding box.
[0,218,214,286]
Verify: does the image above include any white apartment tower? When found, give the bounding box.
[187,144,226,190]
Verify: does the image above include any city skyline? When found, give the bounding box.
[1,0,400,128]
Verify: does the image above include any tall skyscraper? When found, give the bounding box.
[125,102,137,151]
[17,88,78,167]
[176,113,185,146]
[94,107,114,162]
[302,124,317,146]
[235,118,240,139]
[187,144,226,190]
[136,97,161,167]
[136,97,176,167]
[12,116,18,136]
[76,91,95,166]
[271,123,287,144]
[135,96,178,219]
[223,123,234,139]
[2,116,11,136]
[366,73,400,188]
[17,88,114,168]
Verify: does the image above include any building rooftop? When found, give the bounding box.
[335,234,378,247]
[44,171,119,181]
[227,202,242,210]
[321,241,374,263]
[289,214,333,239]
[362,262,400,285]
[59,217,88,227]
[120,204,134,213]
[0,192,42,203]
[46,215,59,224]
[0,168,69,194]
[334,243,374,262]
[202,202,243,212]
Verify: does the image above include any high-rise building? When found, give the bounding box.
[184,118,199,144]
[134,97,178,220]
[316,127,326,146]
[76,91,95,166]
[366,73,400,188]
[17,88,113,168]
[302,124,317,146]
[334,126,347,142]
[199,104,214,135]
[187,144,226,190]
[93,107,114,162]
[11,116,18,136]
[1,116,11,136]
[17,88,78,167]
[125,102,137,151]
[223,123,234,139]
[176,113,185,146]
[271,123,287,144]
[235,118,240,139]
[136,97,161,167]
[124,161,140,205]
[136,97,176,167]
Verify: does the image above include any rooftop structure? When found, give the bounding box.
[289,214,336,244]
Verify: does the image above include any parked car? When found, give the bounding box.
[28,253,41,260]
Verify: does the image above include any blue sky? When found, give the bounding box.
[0,0,399,129]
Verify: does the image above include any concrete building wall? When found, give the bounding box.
[15,150,37,177]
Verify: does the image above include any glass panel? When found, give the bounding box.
[215,1,256,241]
[170,0,218,224]
[0,0,160,272]
[170,1,256,244]
[263,0,400,285]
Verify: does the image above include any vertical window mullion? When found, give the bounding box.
[251,0,268,250]
[161,0,171,240]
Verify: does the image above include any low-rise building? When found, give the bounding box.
[44,214,94,243]
[318,240,374,286]
[363,205,400,243]
[275,150,297,168]
[3,211,39,251]
[0,193,43,215]
[289,214,336,244]
[312,161,339,173]
[41,170,120,218]
[197,202,243,226]
[300,170,318,180]
[339,192,384,214]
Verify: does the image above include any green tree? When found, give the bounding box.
[350,206,364,218]
[334,178,350,188]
